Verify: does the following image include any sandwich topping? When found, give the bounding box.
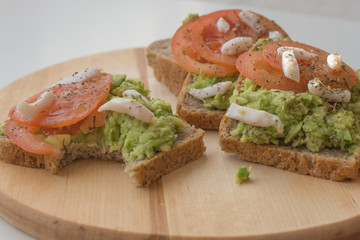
[103,74,185,161]
[327,53,342,71]
[220,37,254,56]
[268,31,284,40]
[3,69,111,154]
[16,90,55,121]
[308,79,351,103]
[228,39,360,154]
[173,9,289,111]
[216,17,230,33]
[226,103,283,133]
[172,9,288,75]
[238,10,267,35]
[2,71,185,162]
[188,74,238,110]
[261,41,357,90]
[9,69,112,128]
[98,97,154,123]
[276,46,318,60]
[189,81,232,99]
[53,68,101,86]
[281,50,301,83]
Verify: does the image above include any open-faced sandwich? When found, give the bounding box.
[220,40,360,181]
[0,68,205,186]
[147,9,289,130]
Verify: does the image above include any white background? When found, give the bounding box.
[0,0,359,239]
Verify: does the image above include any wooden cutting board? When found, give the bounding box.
[0,48,360,240]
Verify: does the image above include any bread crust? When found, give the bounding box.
[0,125,205,187]
[176,73,225,130]
[146,39,188,96]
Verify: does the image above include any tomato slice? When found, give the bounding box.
[4,105,106,155]
[4,119,59,155]
[41,107,106,136]
[171,17,238,76]
[9,73,112,128]
[191,9,288,67]
[236,51,306,93]
[263,41,357,89]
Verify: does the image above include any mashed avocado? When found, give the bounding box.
[100,74,184,162]
[0,122,5,136]
[236,165,251,184]
[188,73,238,110]
[254,37,290,51]
[182,13,199,24]
[230,76,360,154]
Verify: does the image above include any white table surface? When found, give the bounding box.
[0,0,359,239]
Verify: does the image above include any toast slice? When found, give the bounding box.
[0,71,206,187]
[0,124,205,187]
[219,76,360,181]
[146,38,188,96]
[219,115,359,181]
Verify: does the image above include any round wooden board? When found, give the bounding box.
[0,48,360,240]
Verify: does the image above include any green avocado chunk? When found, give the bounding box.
[236,165,251,184]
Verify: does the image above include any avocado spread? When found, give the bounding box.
[102,75,184,161]
[254,37,290,51]
[182,13,199,24]
[188,73,238,110]
[230,71,360,154]
[81,74,184,162]
[0,122,5,136]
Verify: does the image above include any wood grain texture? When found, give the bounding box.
[0,48,360,240]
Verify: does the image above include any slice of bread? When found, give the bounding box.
[219,116,359,181]
[176,73,226,130]
[146,38,188,96]
[0,124,205,187]
[219,76,360,181]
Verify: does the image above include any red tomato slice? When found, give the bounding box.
[5,105,106,155]
[41,107,106,136]
[78,106,106,133]
[4,119,59,155]
[191,9,288,67]
[236,51,307,93]
[171,17,238,76]
[263,41,357,89]
[9,73,112,128]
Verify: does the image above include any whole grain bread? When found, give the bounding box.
[219,76,360,181]
[219,116,359,181]
[0,124,205,187]
[176,73,226,130]
[146,39,188,96]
